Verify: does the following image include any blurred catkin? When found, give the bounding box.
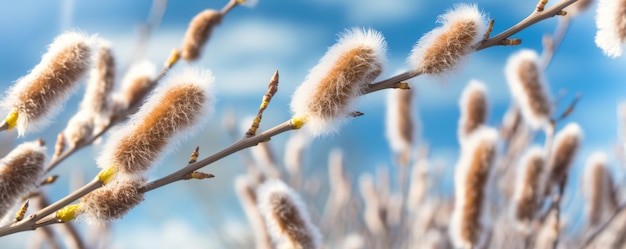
[385,89,415,166]
[257,179,322,249]
[450,127,497,249]
[458,80,488,141]
[77,176,145,224]
[546,123,582,191]
[181,9,223,61]
[583,152,617,227]
[505,49,552,130]
[511,146,545,231]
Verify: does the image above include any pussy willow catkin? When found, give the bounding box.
[257,179,321,249]
[0,140,46,219]
[1,32,92,136]
[505,49,552,130]
[450,127,497,249]
[98,67,214,177]
[290,28,386,136]
[408,4,489,75]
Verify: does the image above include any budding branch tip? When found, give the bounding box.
[184,171,215,180]
[41,175,60,186]
[189,146,200,164]
[349,111,364,118]
[501,38,522,46]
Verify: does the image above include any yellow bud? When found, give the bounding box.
[4,111,18,130]
[97,166,117,185]
[56,204,80,222]
[291,116,308,129]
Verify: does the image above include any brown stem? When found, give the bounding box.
[140,120,295,193]
[0,178,102,237]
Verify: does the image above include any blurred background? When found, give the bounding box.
[0,0,624,248]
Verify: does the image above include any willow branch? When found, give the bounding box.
[0,178,102,237]
[141,120,295,193]
[363,0,578,94]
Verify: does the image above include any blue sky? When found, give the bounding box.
[0,0,625,248]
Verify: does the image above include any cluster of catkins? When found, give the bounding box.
[232,1,626,249]
[0,0,233,223]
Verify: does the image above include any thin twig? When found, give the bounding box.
[551,178,567,249]
[0,178,102,236]
[36,194,86,249]
[578,202,626,249]
[363,0,579,94]
[140,120,295,193]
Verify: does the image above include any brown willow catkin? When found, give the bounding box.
[450,127,497,249]
[1,32,92,136]
[181,9,223,61]
[0,140,46,219]
[257,179,322,249]
[98,67,214,177]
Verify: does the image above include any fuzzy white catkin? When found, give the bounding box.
[408,4,489,75]
[77,176,145,224]
[1,32,92,136]
[595,0,626,57]
[257,179,322,249]
[0,140,46,220]
[290,28,386,137]
[511,146,545,232]
[283,130,310,178]
[505,49,552,130]
[385,88,415,165]
[113,60,157,112]
[458,80,488,141]
[450,126,497,249]
[81,39,116,130]
[97,67,215,177]
[546,123,582,187]
[582,151,616,227]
